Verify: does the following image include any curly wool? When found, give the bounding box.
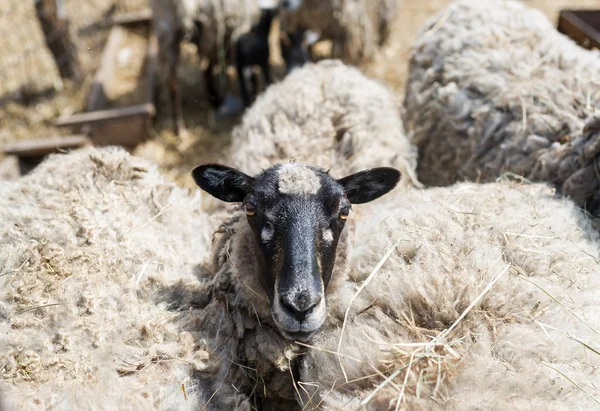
[3,149,600,409]
[403,0,600,215]
[0,148,249,410]
[206,173,600,409]
[297,181,600,409]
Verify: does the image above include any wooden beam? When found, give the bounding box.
[2,135,91,158]
[34,0,82,81]
[102,9,152,27]
[558,10,600,50]
[55,103,156,127]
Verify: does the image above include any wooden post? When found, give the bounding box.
[34,0,82,81]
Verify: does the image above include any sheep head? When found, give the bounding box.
[192,163,400,341]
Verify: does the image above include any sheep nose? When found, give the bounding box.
[281,0,290,8]
[280,292,321,320]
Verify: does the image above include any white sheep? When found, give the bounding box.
[0,148,248,410]
[403,0,600,217]
[279,0,399,64]
[229,59,421,187]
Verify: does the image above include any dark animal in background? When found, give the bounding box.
[190,19,223,109]
[279,0,399,64]
[279,30,320,73]
[192,162,401,340]
[150,0,263,135]
[234,7,277,107]
[279,31,310,73]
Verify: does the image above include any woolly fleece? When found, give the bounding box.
[403,0,600,216]
[230,60,420,187]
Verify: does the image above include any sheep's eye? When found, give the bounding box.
[245,203,256,216]
[339,208,350,220]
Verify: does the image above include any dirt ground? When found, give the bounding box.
[1,0,598,188]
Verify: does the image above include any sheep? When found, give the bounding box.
[228,59,421,187]
[278,31,312,73]
[192,161,402,404]
[4,148,600,409]
[279,0,399,65]
[149,0,277,134]
[403,0,600,216]
[192,162,401,337]
[201,169,600,409]
[0,147,251,410]
[234,6,277,108]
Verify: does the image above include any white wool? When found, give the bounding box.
[279,0,400,63]
[322,228,333,244]
[297,181,600,409]
[403,0,600,217]
[230,60,420,187]
[277,164,321,195]
[4,149,600,409]
[0,148,248,410]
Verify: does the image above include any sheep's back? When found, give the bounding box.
[403,0,600,212]
[230,59,419,185]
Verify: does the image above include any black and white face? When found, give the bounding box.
[192,163,400,341]
[280,32,310,73]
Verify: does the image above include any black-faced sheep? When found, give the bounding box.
[279,0,399,66]
[234,7,277,107]
[192,162,401,341]
[228,60,421,187]
[403,0,600,217]
[202,172,600,409]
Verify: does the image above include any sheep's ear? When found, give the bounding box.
[337,167,401,204]
[192,164,254,202]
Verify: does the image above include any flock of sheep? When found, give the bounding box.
[2,0,600,410]
[149,0,399,133]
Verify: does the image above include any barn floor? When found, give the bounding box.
[1,0,598,187]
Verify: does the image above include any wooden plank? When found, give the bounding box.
[89,114,152,147]
[2,135,91,158]
[35,0,82,81]
[56,19,157,147]
[55,103,155,127]
[143,29,159,106]
[102,9,152,27]
[558,10,600,50]
[86,25,125,112]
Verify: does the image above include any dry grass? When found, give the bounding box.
[359,263,511,409]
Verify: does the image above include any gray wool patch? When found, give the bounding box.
[277,164,321,195]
